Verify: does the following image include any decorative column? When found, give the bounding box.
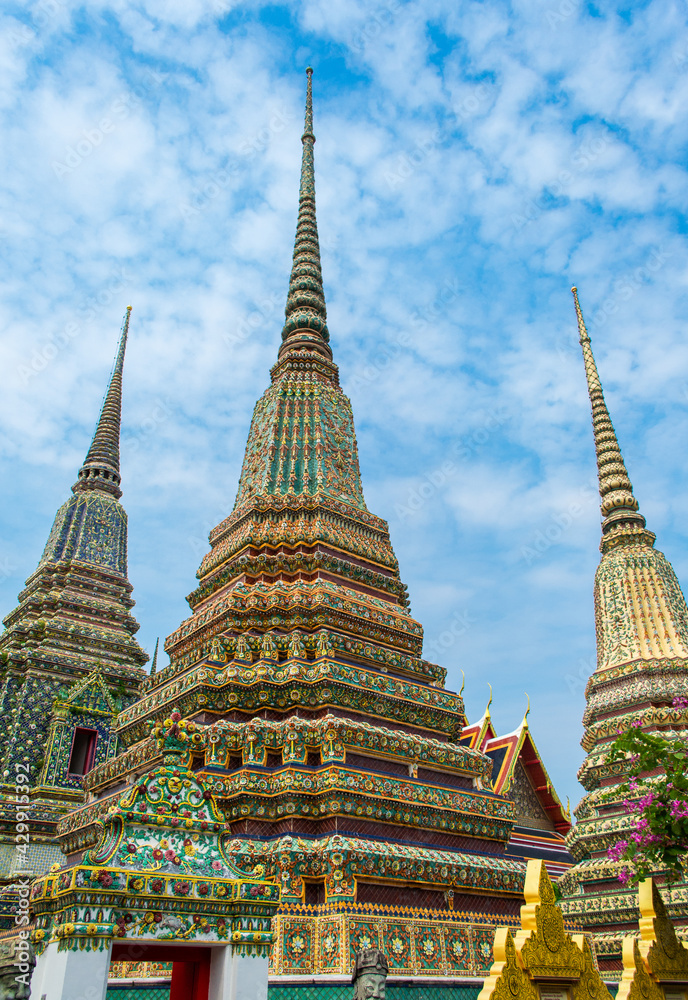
[30,940,112,1000]
[28,713,280,1000]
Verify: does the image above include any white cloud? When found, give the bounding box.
[0,0,686,812]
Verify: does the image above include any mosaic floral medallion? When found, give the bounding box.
[446,930,471,972]
[474,928,495,973]
[416,928,443,970]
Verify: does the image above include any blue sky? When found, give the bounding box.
[1,0,687,811]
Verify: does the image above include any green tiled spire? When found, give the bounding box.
[228,69,368,515]
[73,306,131,499]
[278,68,331,361]
[0,308,145,879]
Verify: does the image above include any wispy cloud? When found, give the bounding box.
[0,0,686,809]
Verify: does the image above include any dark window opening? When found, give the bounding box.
[228,756,243,770]
[304,880,326,906]
[266,753,283,768]
[356,882,449,910]
[68,728,98,776]
[277,650,287,662]
[306,751,321,767]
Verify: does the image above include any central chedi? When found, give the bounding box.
[59,70,527,982]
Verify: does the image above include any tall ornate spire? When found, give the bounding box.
[278,68,331,362]
[150,637,159,676]
[571,288,645,536]
[570,285,688,672]
[223,69,368,514]
[0,305,146,870]
[560,287,688,945]
[73,306,131,499]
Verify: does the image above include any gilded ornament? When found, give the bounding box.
[477,928,539,1000]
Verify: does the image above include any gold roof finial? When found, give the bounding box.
[572,287,646,537]
[523,692,530,726]
[459,670,465,696]
[486,683,493,714]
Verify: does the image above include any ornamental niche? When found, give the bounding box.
[29,713,280,1000]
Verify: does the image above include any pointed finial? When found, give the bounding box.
[73,308,131,499]
[572,287,646,536]
[459,670,465,696]
[277,69,332,363]
[304,67,314,140]
[486,683,493,713]
[150,637,159,676]
[523,692,530,725]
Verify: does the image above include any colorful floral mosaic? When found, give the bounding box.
[41,72,539,989]
[31,716,279,956]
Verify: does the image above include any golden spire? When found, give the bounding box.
[571,288,646,537]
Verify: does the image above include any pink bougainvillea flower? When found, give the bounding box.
[607,840,628,862]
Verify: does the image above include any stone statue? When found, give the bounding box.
[352,948,388,1000]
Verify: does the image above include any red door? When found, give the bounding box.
[111,944,211,1000]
